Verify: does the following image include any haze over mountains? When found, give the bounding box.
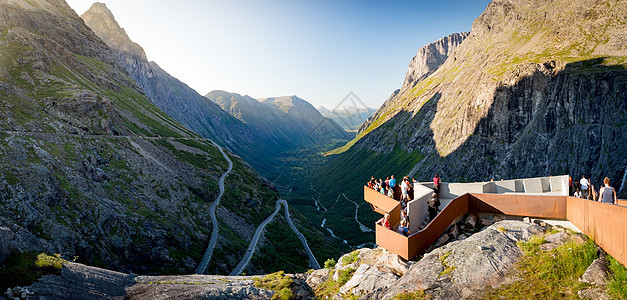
[1,0,626,298]
[81,2,350,181]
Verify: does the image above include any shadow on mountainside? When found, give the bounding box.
[314,58,627,242]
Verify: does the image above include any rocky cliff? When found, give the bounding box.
[0,0,295,276]
[401,31,470,89]
[80,3,284,178]
[321,0,627,214]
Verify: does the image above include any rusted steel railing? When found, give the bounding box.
[365,186,627,267]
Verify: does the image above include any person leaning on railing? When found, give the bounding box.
[377,213,391,230]
[599,177,618,205]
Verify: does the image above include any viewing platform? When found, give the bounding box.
[364,175,627,267]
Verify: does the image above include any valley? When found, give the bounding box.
[1,0,626,299]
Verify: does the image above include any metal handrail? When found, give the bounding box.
[365,187,627,267]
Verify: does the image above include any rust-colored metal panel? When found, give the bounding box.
[368,189,627,267]
[364,186,401,214]
[406,194,470,259]
[375,222,409,259]
[618,199,627,207]
[470,194,567,219]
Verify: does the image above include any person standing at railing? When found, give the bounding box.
[433,174,440,195]
[580,175,590,199]
[378,213,391,230]
[599,177,618,205]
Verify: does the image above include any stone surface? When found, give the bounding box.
[338,263,399,298]
[580,257,611,286]
[376,221,545,299]
[305,268,330,291]
[578,287,610,300]
[545,232,570,244]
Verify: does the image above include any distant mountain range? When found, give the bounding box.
[81,3,350,182]
[317,106,377,131]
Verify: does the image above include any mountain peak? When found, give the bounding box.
[81,2,146,59]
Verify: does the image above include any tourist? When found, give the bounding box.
[427,192,440,221]
[433,174,440,195]
[368,176,375,189]
[378,213,391,229]
[599,177,618,205]
[401,209,409,226]
[580,175,590,199]
[398,220,409,236]
[574,188,583,198]
[389,175,396,188]
[401,176,409,202]
[568,176,573,196]
[387,186,394,198]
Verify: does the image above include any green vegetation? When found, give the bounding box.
[0,251,66,290]
[478,237,598,299]
[253,271,294,300]
[250,220,309,274]
[438,251,456,278]
[315,268,356,299]
[341,251,359,265]
[324,258,336,269]
[607,256,627,299]
[393,290,433,300]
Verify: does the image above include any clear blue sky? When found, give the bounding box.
[66,0,491,109]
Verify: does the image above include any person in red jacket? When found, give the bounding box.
[433,174,440,195]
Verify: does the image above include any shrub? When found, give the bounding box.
[324,258,336,269]
[253,271,294,300]
[341,251,359,265]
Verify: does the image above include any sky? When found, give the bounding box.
[66,0,492,109]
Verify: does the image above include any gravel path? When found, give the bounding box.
[195,141,233,274]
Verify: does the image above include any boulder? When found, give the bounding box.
[433,234,450,248]
[579,257,611,285]
[378,220,545,299]
[337,263,399,298]
[375,252,410,276]
[544,232,570,244]
[464,214,478,228]
[448,224,460,239]
[305,268,330,291]
[578,287,610,300]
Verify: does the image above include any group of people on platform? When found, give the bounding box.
[367,175,414,203]
[570,175,618,205]
[373,174,442,237]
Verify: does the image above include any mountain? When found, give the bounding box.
[316,0,627,244]
[80,2,282,177]
[318,106,377,131]
[402,32,470,89]
[0,0,321,276]
[208,91,350,148]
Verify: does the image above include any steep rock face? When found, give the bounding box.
[401,32,470,89]
[323,0,627,205]
[0,0,280,275]
[80,3,277,176]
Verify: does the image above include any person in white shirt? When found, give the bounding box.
[580,175,590,199]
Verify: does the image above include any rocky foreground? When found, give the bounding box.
[2,218,616,299]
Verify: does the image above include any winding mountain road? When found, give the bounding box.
[195,141,233,274]
[230,199,320,276]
